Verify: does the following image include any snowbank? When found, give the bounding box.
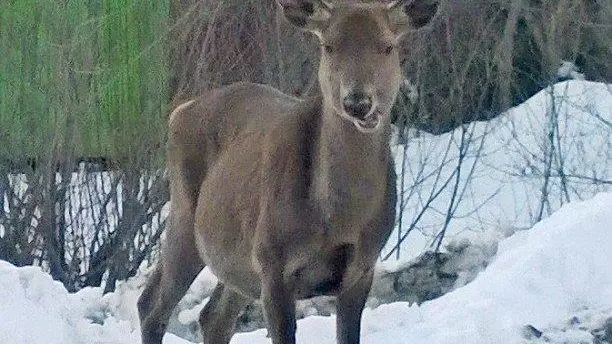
[1,192,611,344]
[0,261,140,344]
[383,80,612,262]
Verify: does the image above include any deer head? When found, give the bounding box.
[278,0,439,133]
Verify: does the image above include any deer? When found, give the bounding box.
[137,0,438,343]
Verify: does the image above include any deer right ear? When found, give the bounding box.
[277,0,332,34]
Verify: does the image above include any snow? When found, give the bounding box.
[382,80,611,263]
[0,262,139,344]
[1,192,611,344]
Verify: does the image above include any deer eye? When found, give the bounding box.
[323,45,334,54]
[383,44,394,55]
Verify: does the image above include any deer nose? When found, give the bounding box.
[343,92,372,119]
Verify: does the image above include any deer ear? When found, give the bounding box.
[277,0,332,34]
[388,0,439,38]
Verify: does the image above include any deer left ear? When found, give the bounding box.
[388,0,439,38]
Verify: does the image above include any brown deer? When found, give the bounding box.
[138,0,438,343]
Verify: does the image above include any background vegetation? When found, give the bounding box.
[0,0,610,292]
[0,0,169,165]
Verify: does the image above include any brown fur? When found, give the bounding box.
[138,1,438,343]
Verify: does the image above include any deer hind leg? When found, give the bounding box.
[138,136,212,344]
[199,283,250,344]
[138,199,204,344]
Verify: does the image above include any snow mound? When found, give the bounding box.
[1,192,611,344]
[405,191,612,343]
[0,261,140,344]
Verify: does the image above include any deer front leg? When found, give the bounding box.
[336,271,373,344]
[260,270,297,344]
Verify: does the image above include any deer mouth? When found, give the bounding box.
[353,112,381,133]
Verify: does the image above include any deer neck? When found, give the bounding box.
[309,99,391,227]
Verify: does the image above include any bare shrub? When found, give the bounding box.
[0,161,168,292]
[169,0,317,102]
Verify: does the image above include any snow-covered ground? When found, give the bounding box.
[1,192,611,344]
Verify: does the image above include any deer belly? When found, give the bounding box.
[194,230,262,298]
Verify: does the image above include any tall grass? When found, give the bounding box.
[0,0,170,168]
